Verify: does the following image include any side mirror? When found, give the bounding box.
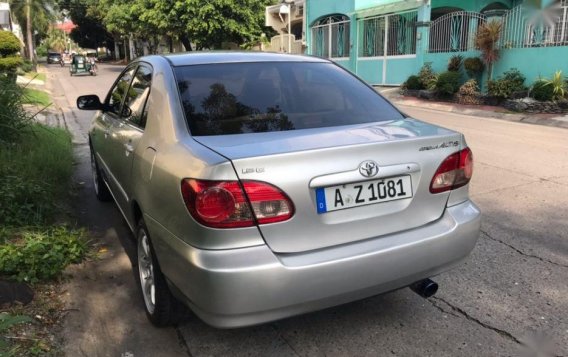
[77,95,103,110]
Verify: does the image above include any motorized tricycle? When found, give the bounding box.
[70,55,97,76]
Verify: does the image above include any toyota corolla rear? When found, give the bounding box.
[148,54,481,328]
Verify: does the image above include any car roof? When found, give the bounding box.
[162,51,330,67]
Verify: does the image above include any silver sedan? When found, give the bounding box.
[77,52,480,328]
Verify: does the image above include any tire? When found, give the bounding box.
[90,147,112,201]
[135,220,182,327]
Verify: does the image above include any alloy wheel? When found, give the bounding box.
[138,230,156,314]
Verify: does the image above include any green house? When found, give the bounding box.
[305,0,568,85]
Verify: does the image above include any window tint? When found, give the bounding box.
[174,62,403,136]
[107,67,136,115]
[122,65,152,128]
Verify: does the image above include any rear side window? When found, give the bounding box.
[174,62,403,136]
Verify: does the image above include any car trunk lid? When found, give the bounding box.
[194,119,465,253]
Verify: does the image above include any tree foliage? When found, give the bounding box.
[56,0,114,49]
[0,32,21,57]
[46,28,67,52]
[9,0,54,58]
[59,0,275,53]
[175,0,273,49]
[0,32,23,74]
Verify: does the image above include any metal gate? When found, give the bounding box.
[358,10,418,84]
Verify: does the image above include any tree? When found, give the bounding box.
[46,28,67,52]
[56,0,114,51]
[9,0,54,63]
[178,0,275,50]
[475,19,503,81]
[137,0,194,51]
[59,0,275,56]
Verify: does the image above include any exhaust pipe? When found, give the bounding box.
[410,278,438,298]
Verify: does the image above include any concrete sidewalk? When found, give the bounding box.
[377,87,568,130]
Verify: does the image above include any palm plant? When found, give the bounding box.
[475,19,503,81]
[46,29,67,52]
[9,0,55,63]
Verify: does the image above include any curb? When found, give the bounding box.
[381,91,568,130]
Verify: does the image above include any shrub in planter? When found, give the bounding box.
[487,68,527,100]
[501,68,526,91]
[0,31,22,81]
[403,75,424,90]
[456,79,481,105]
[531,80,555,102]
[435,71,461,97]
[447,55,463,72]
[464,57,484,79]
[418,63,437,90]
[0,32,21,57]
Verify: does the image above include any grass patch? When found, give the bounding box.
[23,72,46,82]
[0,226,87,283]
[0,125,73,226]
[0,83,83,356]
[21,88,51,107]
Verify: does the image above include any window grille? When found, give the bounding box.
[358,10,417,58]
[311,15,350,58]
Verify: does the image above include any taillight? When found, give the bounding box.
[430,147,473,194]
[181,179,294,228]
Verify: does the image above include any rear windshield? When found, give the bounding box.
[174,62,403,136]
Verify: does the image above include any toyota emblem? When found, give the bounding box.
[359,160,379,177]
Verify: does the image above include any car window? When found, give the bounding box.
[174,62,404,136]
[122,64,152,128]
[106,67,136,115]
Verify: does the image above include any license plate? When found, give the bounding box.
[315,175,413,214]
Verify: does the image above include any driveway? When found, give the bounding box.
[46,63,567,357]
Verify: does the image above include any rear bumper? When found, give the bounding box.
[149,200,481,328]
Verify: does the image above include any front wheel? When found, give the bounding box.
[135,220,182,327]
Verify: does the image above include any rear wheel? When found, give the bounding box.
[90,147,112,201]
[135,220,181,327]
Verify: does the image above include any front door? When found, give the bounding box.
[97,65,137,210]
[109,64,153,214]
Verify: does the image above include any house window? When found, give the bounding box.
[311,15,350,58]
[359,10,418,58]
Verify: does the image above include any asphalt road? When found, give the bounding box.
[46,63,567,357]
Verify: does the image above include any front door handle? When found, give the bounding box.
[124,143,134,154]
